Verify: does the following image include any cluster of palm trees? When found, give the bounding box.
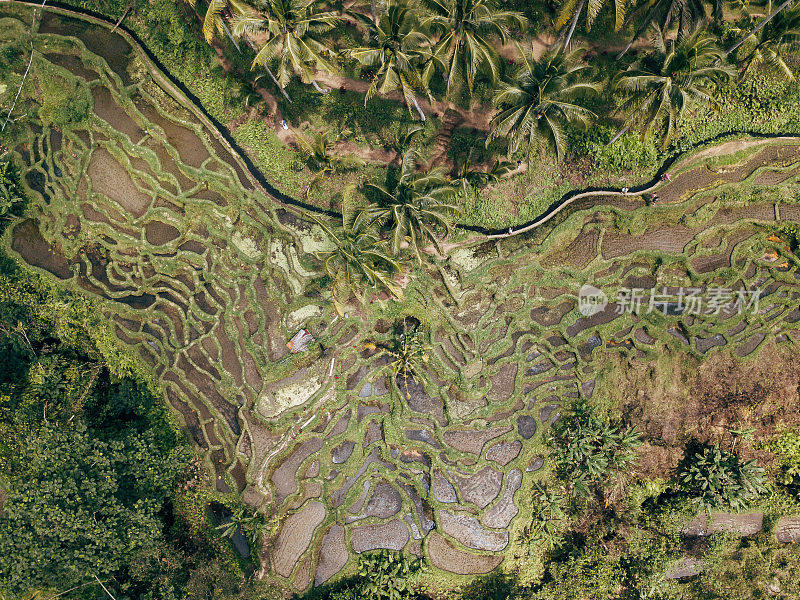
[311,128,460,311]
[190,0,800,159]
[191,0,525,113]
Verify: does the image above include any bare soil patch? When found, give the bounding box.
[611,343,800,478]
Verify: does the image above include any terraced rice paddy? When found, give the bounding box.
[4,3,800,593]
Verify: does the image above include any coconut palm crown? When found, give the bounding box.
[489,47,600,159]
[345,2,437,120]
[731,5,800,79]
[359,143,459,263]
[419,0,526,99]
[615,28,734,144]
[231,0,340,88]
[312,200,403,314]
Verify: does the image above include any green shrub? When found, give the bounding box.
[676,441,767,511]
[0,157,22,216]
[768,431,800,488]
[37,72,91,128]
[524,484,568,550]
[357,550,422,600]
[568,125,658,174]
[548,399,641,499]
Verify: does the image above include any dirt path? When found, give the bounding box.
[312,72,494,131]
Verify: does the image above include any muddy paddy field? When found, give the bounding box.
[3,3,800,594]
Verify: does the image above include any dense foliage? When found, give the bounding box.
[549,399,641,500]
[768,430,800,488]
[299,551,422,600]
[0,256,267,599]
[676,441,768,511]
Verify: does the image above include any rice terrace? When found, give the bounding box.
[1,0,800,598]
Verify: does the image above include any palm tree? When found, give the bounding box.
[726,0,798,56]
[185,0,293,101]
[557,0,630,49]
[418,0,526,100]
[451,149,513,199]
[231,0,340,91]
[616,0,707,59]
[359,146,458,263]
[186,0,247,46]
[730,5,800,79]
[294,129,366,197]
[488,48,599,160]
[614,28,734,145]
[312,200,403,313]
[344,2,436,120]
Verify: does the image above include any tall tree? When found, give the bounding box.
[614,28,734,145]
[360,145,458,263]
[0,423,185,592]
[186,0,248,46]
[730,4,800,78]
[231,0,340,91]
[451,149,513,199]
[616,0,707,58]
[418,0,526,100]
[557,0,630,49]
[726,0,798,55]
[294,129,366,198]
[186,0,293,101]
[345,2,436,120]
[488,48,599,160]
[311,200,403,313]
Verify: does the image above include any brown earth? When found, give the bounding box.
[608,342,800,479]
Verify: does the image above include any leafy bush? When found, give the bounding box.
[0,157,22,216]
[549,400,641,499]
[37,73,91,128]
[0,422,188,592]
[768,431,800,488]
[379,318,431,394]
[524,484,568,550]
[675,442,767,511]
[568,125,659,174]
[357,550,422,600]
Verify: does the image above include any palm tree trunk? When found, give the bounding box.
[726,0,796,55]
[311,80,330,94]
[562,0,585,51]
[221,21,240,52]
[242,33,293,103]
[2,40,33,132]
[617,4,662,59]
[411,95,426,121]
[2,0,45,132]
[266,67,293,103]
[608,121,633,145]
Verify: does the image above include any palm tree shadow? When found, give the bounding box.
[459,572,522,600]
